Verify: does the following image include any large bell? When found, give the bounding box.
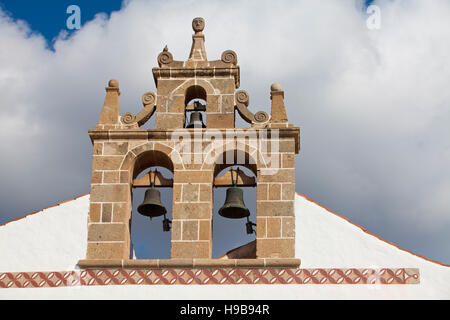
[186,111,206,128]
[137,187,167,218]
[218,186,250,219]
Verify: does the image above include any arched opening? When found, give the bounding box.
[212,151,258,259]
[185,85,207,128]
[130,150,174,259]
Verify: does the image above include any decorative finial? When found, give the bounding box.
[271,83,282,92]
[108,79,119,88]
[163,45,168,52]
[192,17,205,34]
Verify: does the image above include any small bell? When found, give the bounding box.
[186,111,206,128]
[137,171,167,218]
[218,169,250,219]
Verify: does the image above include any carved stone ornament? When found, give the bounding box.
[121,92,157,126]
[192,17,205,33]
[121,112,136,125]
[236,90,250,106]
[158,46,173,66]
[142,92,156,106]
[254,111,269,123]
[221,50,238,65]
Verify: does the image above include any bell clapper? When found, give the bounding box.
[163,214,172,232]
[246,216,257,235]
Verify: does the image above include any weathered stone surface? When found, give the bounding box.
[182,183,199,202]
[101,203,113,222]
[268,184,281,201]
[282,183,295,201]
[173,203,211,219]
[182,220,199,240]
[282,153,295,168]
[199,220,210,241]
[256,217,267,238]
[113,203,130,223]
[207,114,234,129]
[257,239,295,259]
[89,203,101,223]
[91,184,129,203]
[156,113,185,129]
[282,217,295,238]
[209,79,236,94]
[172,220,182,241]
[174,170,212,183]
[173,184,182,202]
[103,171,120,184]
[91,171,102,184]
[92,156,124,171]
[86,242,126,260]
[88,223,126,241]
[172,242,210,259]
[257,184,268,201]
[93,143,103,155]
[258,169,295,183]
[266,217,281,238]
[221,95,235,113]
[257,201,294,217]
[199,184,212,202]
[104,142,128,155]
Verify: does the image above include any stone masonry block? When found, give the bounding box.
[256,239,295,259]
[207,114,234,129]
[88,223,127,242]
[282,217,295,238]
[113,203,130,223]
[86,242,127,260]
[182,183,199,202]
[92,156,124,171]
[257,201,294,217]
[91,184,129,203]
[182,220,199,241]
[268,184,281,200]
[104,142,128,155]
[173,203,211,219]
[282,183,295,201]
[256,217,267,238]
[101,203,113,222]
[89,203,101,223]
[199,220,211,241]
[103,171,120,184]
[266,217,281,238]
[171,241,210,259]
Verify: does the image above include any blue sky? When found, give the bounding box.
[0,1,123,44]
[0,0,449,264]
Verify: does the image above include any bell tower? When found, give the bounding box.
[78,18,301,269]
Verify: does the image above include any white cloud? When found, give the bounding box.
[0,0,449,261]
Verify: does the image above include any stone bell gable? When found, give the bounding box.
[78,18,300,269]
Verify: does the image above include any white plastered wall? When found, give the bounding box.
[0,194,449,299]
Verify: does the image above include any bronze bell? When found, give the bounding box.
[137,186,167,218]
[186,111,206,128]
[218,170,250,219]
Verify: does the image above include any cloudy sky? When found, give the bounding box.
[0,0,449,263]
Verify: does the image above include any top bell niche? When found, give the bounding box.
[96,17,293,131]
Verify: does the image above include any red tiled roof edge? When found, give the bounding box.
[296,192,450,268]
[0,194,89,228]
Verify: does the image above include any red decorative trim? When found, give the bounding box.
[296,193,450,268]
[0,268,419,289]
